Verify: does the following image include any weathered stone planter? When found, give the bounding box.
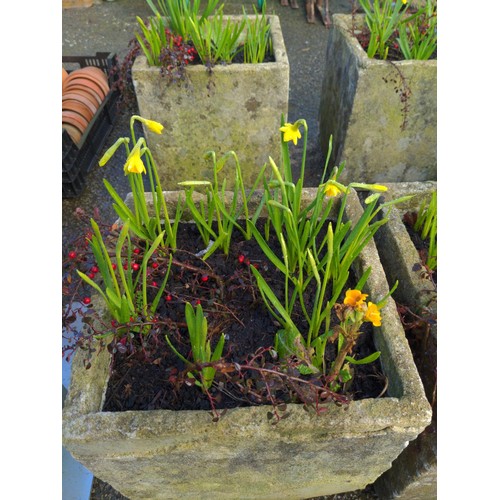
[371,181,437,499]
[132,14,289,191]
[62,189,431,500]
[319,15,437,184]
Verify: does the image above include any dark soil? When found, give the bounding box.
[100,221,386,414]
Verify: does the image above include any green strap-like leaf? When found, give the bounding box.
[345,351,381,365]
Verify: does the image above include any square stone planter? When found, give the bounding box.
[62,189,431,500]
[132,14,289,191]
[319,15,437,184]
[371,181,437,499]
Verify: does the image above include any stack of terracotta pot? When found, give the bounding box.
[62,66,110,144]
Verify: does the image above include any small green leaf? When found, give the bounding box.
[297,364,316,375]
[345,351,381,365]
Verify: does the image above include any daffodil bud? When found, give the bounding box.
[99,138,129,166]
[350,182,388,192]
[364,192,381,205]
[132,115,164,134]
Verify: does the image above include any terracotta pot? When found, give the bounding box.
[77,66,110,94]
[63,91,99,115]
[64,75,106,102]
[63,87,101,111]
[62,98,94,123]
[62,109,89,134]
[66,70,109,99]
[63,82,104,106]
[62,122,83,144]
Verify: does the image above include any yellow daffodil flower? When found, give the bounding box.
[143,119,164,135]
[123,147,146,175]
[279,122,302,145]
[402,0,407,4]
[344,289,368,310]
[325,184,341,198]
[364,302,382,327]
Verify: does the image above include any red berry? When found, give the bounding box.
[111,320,118,327]
[83,297,91,305]
[244,258,250,266]
[133,248,141,255]
[201,274,209,282]
[91,266,99,274]
[68,251,77,259]
[112,263,117,270]
[151,262,159,269]
[123,263,128,270]
[238,254,245,263]
[88,272,95,279]
[152,281,158,287]
[195,299,201,305]
[132,263,140,271]
[166,294,172,302]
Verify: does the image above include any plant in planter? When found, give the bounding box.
[406,189,437,272]
[319,0,437,184]
[114,0,289,191]
[62,114,431,499]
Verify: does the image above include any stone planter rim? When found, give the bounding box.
[132,14,289,76]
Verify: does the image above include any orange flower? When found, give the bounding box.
[364,302,382,327]
[343,289,368,310]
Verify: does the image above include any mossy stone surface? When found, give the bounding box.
[319,15,437,184]
[132,15,289,192]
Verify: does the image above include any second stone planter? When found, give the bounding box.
[319,14,437,184]
[132,15,289,191]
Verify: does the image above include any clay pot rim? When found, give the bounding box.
[62,100,94,123]
[62,87,102,109]
[77,66,110,89]
[62,92,99,115]
[62,110,89,134]
[63,122,83,144]
[63,82,104,105]
[65,72,108,100]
